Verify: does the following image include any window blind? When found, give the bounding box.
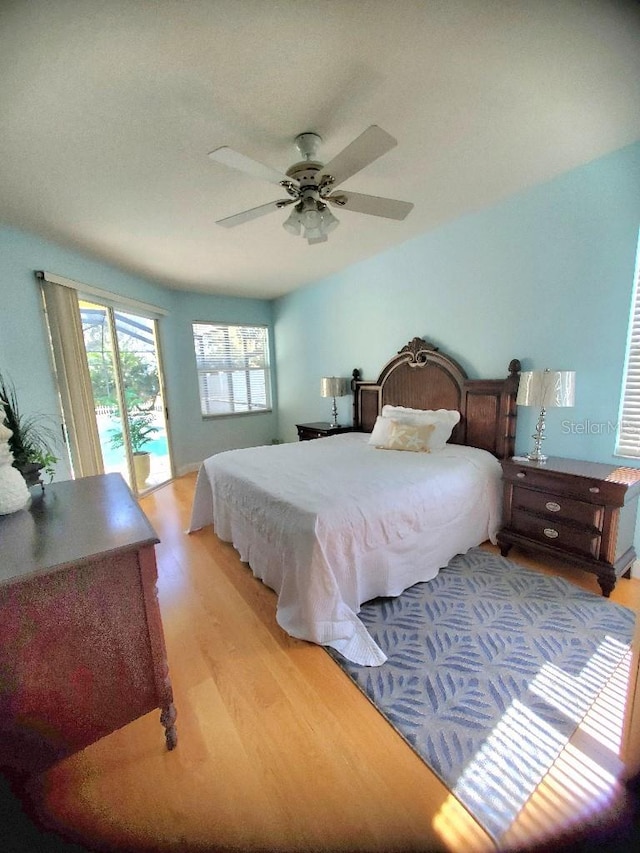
[192,323,272,416]
[616,248,640,458]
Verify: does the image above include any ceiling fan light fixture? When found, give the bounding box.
[282,206,302,236]
[320,206,339,234]
[282,198,340,244]
[301,207,322,230]
[305,228,327,244]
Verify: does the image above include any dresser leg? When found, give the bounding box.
[498,542,512,558]
[160,703,178,750]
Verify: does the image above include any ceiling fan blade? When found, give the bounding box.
[318,126,398,187]
[327,191,413,221]
[208,146,291,186]
[216,199,295,228]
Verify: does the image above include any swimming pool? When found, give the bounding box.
[98,414,168,468]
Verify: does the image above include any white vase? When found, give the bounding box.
[0,421,31,514]
[0,464,31,514]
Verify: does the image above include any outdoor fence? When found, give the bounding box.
[94,402,164,417]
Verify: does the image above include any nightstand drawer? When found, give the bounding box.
[504,466,621,505]
[512,486,603,528]
[511,509,601,559]
[299,428,326,440]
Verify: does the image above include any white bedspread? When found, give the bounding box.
[188,433,502,666]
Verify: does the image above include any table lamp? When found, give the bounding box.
[320,377,349,428]
[516,369,575,461]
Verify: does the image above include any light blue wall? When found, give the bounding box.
[274,142,640,470]
[0,225,276,479]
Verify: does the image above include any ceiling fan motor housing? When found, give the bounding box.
[285,161,322,186]
[285,132,327,190]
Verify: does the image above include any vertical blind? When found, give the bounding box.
[41,281,105,478]
[38,271,168,479]
[192,322,272,416]
[616,248,640,458]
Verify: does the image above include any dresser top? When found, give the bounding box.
[296,422,349,430]
[504,455,640,484]
[0,473,159,585]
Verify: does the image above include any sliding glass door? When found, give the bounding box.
[80,299,172,494]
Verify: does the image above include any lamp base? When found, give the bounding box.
[526,407,548,463]
[330,396,338,428]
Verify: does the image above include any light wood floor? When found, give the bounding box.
[16,474,640,852]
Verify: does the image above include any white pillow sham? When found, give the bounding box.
[369,406,460,451]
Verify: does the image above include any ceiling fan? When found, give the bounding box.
[208,125,414,245]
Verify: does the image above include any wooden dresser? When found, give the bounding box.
[0,473,177,773]
[498,456,640,596]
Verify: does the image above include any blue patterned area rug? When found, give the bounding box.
[327,548,636,844]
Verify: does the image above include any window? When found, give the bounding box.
[616,237,640,457]
[192,322,272,416]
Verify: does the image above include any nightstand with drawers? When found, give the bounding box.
[296,422,352,441]
[497,456,640,596]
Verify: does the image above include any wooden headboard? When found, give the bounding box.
[352,337,521,460]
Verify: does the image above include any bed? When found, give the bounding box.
[189,337,521,666]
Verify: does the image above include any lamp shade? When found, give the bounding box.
[516,370,575,409]
[320,377,349,398]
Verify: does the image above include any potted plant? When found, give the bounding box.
[109,411,160,488]
[0,371,59,488]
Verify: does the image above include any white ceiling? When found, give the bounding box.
[1,0,639,300]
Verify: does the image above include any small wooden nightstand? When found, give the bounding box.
[497,456,640,596]
[296,422,352,441]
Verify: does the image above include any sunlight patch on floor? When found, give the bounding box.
[434,638,632,850]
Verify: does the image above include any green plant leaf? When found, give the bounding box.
[0,371,60,471]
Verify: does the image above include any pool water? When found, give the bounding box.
[98,414,168,472]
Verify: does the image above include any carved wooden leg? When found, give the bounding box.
[160,703,177,750]
[499,543,512,558]
[138,548,178,752]
[598,572,615,598]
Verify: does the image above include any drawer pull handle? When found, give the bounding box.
[516,472,526,479]
[545,501,561,512]
[543,528,559,539]
[589,486,600,494]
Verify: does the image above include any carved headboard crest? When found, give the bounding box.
[398,336,439,367]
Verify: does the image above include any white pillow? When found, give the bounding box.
[370,407,460,451]
[379,420,435,452]
[369,415,393,447]
[381,405,459,424]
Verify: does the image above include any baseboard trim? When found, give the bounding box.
[176,463,200,477]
